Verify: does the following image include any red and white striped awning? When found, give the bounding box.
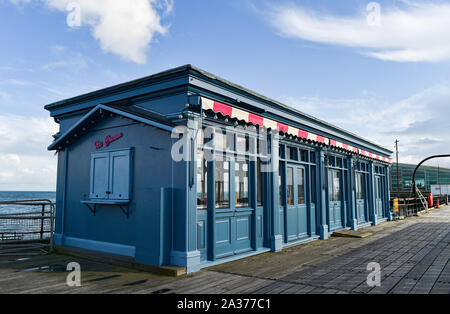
[201,97,392,163]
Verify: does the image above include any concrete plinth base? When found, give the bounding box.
[271,235,283,252]
[170,250,201,274]
[320,225,329,240]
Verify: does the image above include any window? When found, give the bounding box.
[90,149,132,200]
[257,159,263,206]
[356,173,365,200]
[279,161,283,206]
[288,147,297,160]
[236,135,249,154]
[235,159,249,208]
[287,167,294,205]
[257,136,267,155]
[279,145,285,159]
[376,177,382,200]
[297,168,305,204]
[215,129,229,150]
[328,156,334,167]
[310,166,316,204]
[328,170,341,202]
[216,159,230,209]
[299,150,307,162]
[310,151,316,163]
[197,150,207,209]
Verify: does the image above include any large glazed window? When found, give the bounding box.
[235,159,249,208]
[197,150,207,209]
[90,148,132,201]
[216,159,230,209]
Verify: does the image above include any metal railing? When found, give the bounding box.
[391,195,448,218]
[0,199,55,256]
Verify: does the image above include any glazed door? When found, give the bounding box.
[285,165,308,242]
[355,173,368,223]
[215,158,253,259]
[328,169,344,230]
[375,176,383,218]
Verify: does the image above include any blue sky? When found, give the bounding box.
[1,0,450,190]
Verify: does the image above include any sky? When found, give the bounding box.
[1,0,450,191]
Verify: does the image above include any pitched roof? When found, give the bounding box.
[48,104,174,151]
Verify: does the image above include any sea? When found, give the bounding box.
[0,191,56,215]
[0,191,56,239]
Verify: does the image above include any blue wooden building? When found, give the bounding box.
[46,65,393,273]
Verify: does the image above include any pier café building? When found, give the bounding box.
[46,65,393,273]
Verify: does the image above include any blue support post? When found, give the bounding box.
[318,149,329,240]
[348,156,358,230]
[270,133,283,252]
[369,161,377,226]
[170,116,201,273]
[249,136,258,250]
[386,165,392,221]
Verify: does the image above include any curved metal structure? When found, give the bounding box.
[412,155,450,208]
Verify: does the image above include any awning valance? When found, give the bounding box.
[201,97,392,164]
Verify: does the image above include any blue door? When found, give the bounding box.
[375,176,383,218]
[285,165,308,242]
[355,172,368,224]
[328,169,344,230]
[214,158,253,259]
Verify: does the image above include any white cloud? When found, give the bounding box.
[10,0,172,64]
[270,1,450,62]
[284,84,450,168]
[0,115,58,191]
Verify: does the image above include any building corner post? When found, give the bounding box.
[270,132,283,252]
[348,156,358,230]
[170,114,201,273]
[386,165,393,221]
[369,161,378,226]
[318,149,329,240]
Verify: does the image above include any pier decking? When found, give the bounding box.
[1,206,449,294]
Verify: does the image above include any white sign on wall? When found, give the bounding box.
[431,185,450,196]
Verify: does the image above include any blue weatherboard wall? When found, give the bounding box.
[46,65,393,273]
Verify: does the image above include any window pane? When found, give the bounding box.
[289,147,296,160]
[235,159,249,208]
[197,151,207,209]
[215,159,230,209]
[356,173,365,200]
[297,168,305,204]
[236,135,249,154]
[355,173,360,200]
[310,152,316,163]
[287,167,294,206]
[377,178,382,200]
[300,150,306,162]
[257,159,263,206]
[333,171,341,201]
[215,130,228,150]
[328,171,333,201]
[310,166,316,204]
[328,156,334,167]
[279,161,283,206]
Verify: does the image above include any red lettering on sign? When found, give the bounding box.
[94,132,123,149]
